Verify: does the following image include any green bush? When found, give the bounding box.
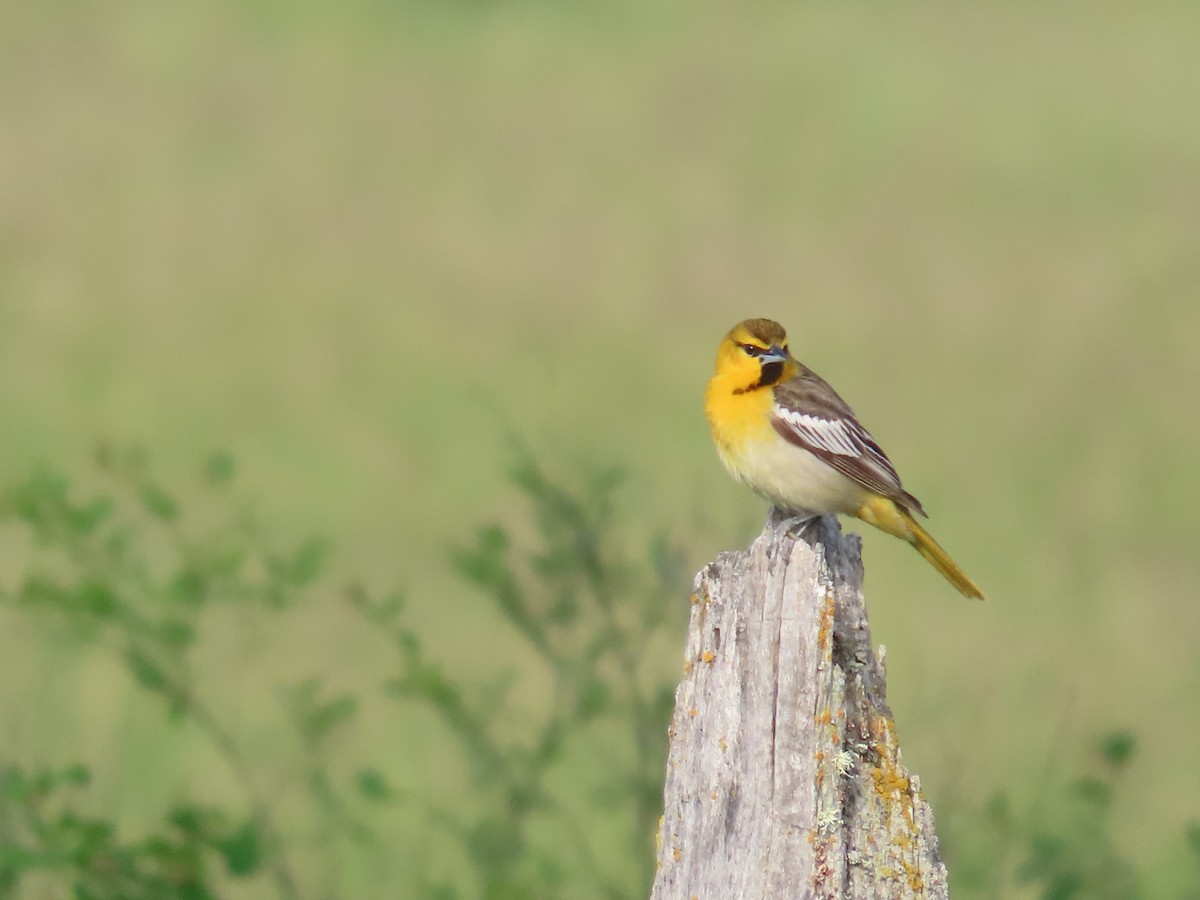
[0,449,683,898]
[1,449,1197,898]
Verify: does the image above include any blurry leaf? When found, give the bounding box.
[985,792,1011,827]
[466,816,523,867]
[346,584,407,626]
[1073,776,1112,807]
[31,769,59,795]
[388,663,457,708]
[203,451,236,486]
[208,546,247,578]
[266,539,328,598]
[104,524,136,559]
[576,678,610,719]
[93,441,117,472]
[76,581,119,618]
[530,722,563,769]
[307,695,357,743]
[6,469,68,528]
[453,525,510,588]
[356,768,396,802]
[60,765,91,788]
[648,532,685,585]
[1019,833,1067,881]
[215,821,262,877]
[654,678,676,705]
[587,463,626,500]
[532,849,567,888]
[1,768,29,802]
[169,569,208,606]
[583,625,621,663]
[67,497,115,534]
[546,591,579,625]
[140,483,180,521]
[1185,820,1200,860]
[68,817,116,863]
[1100,731,1136,769]
[1044,872,1083,900]
[396,628,420,656]
[374,590,407,621]
[17,576,64,609]
[287,680,358,746]
[126,648,169,693]
[170,806,207,836]
[157,619,196,649]
[292,538,328,586]
[167,694,191,722]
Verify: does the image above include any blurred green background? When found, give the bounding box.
[2,0,1199,896]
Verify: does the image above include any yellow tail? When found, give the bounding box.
[856,496,985,601]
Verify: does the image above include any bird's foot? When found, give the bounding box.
[768,507,824,541]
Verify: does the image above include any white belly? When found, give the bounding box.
[719,434,867,516]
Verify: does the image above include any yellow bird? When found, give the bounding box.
[705,318,984,600]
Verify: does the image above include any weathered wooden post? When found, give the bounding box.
[652,513,949,899]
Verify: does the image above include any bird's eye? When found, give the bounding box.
[738,343,763,357]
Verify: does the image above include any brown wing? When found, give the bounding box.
[771,368,927,516]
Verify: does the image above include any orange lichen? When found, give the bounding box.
[816,593,836,650]
[871,761,911,797]
[701,650,715,664]
[688,707,698,718]
[719,735,727,751]
[682,659,693,674]
[673,847,681,861]
[870,712,898,744]
[689,593,699,605]
[902,859,924,891]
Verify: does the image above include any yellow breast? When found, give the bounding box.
[705,374,776,466]
[705,375,867,516]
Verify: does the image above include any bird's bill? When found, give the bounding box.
[759,345,788,365]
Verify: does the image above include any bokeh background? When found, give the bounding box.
[3,0,1199,896]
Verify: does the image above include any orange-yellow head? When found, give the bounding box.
[711,318,794,394]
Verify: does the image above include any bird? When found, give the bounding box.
[705,317,984,600]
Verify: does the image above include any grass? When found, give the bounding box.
[1,0,1199,895]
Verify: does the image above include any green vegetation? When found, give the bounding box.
[0,451,686,897]
[2,0,1199,896]
[2,456,1197,898]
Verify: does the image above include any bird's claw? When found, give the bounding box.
[768,507,824,541]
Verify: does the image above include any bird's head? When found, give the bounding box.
[713,318,793,392]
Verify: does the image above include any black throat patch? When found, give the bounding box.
[733,360,785,395]
[757,361,785,388]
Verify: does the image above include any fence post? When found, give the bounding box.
[651,513,949,900]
